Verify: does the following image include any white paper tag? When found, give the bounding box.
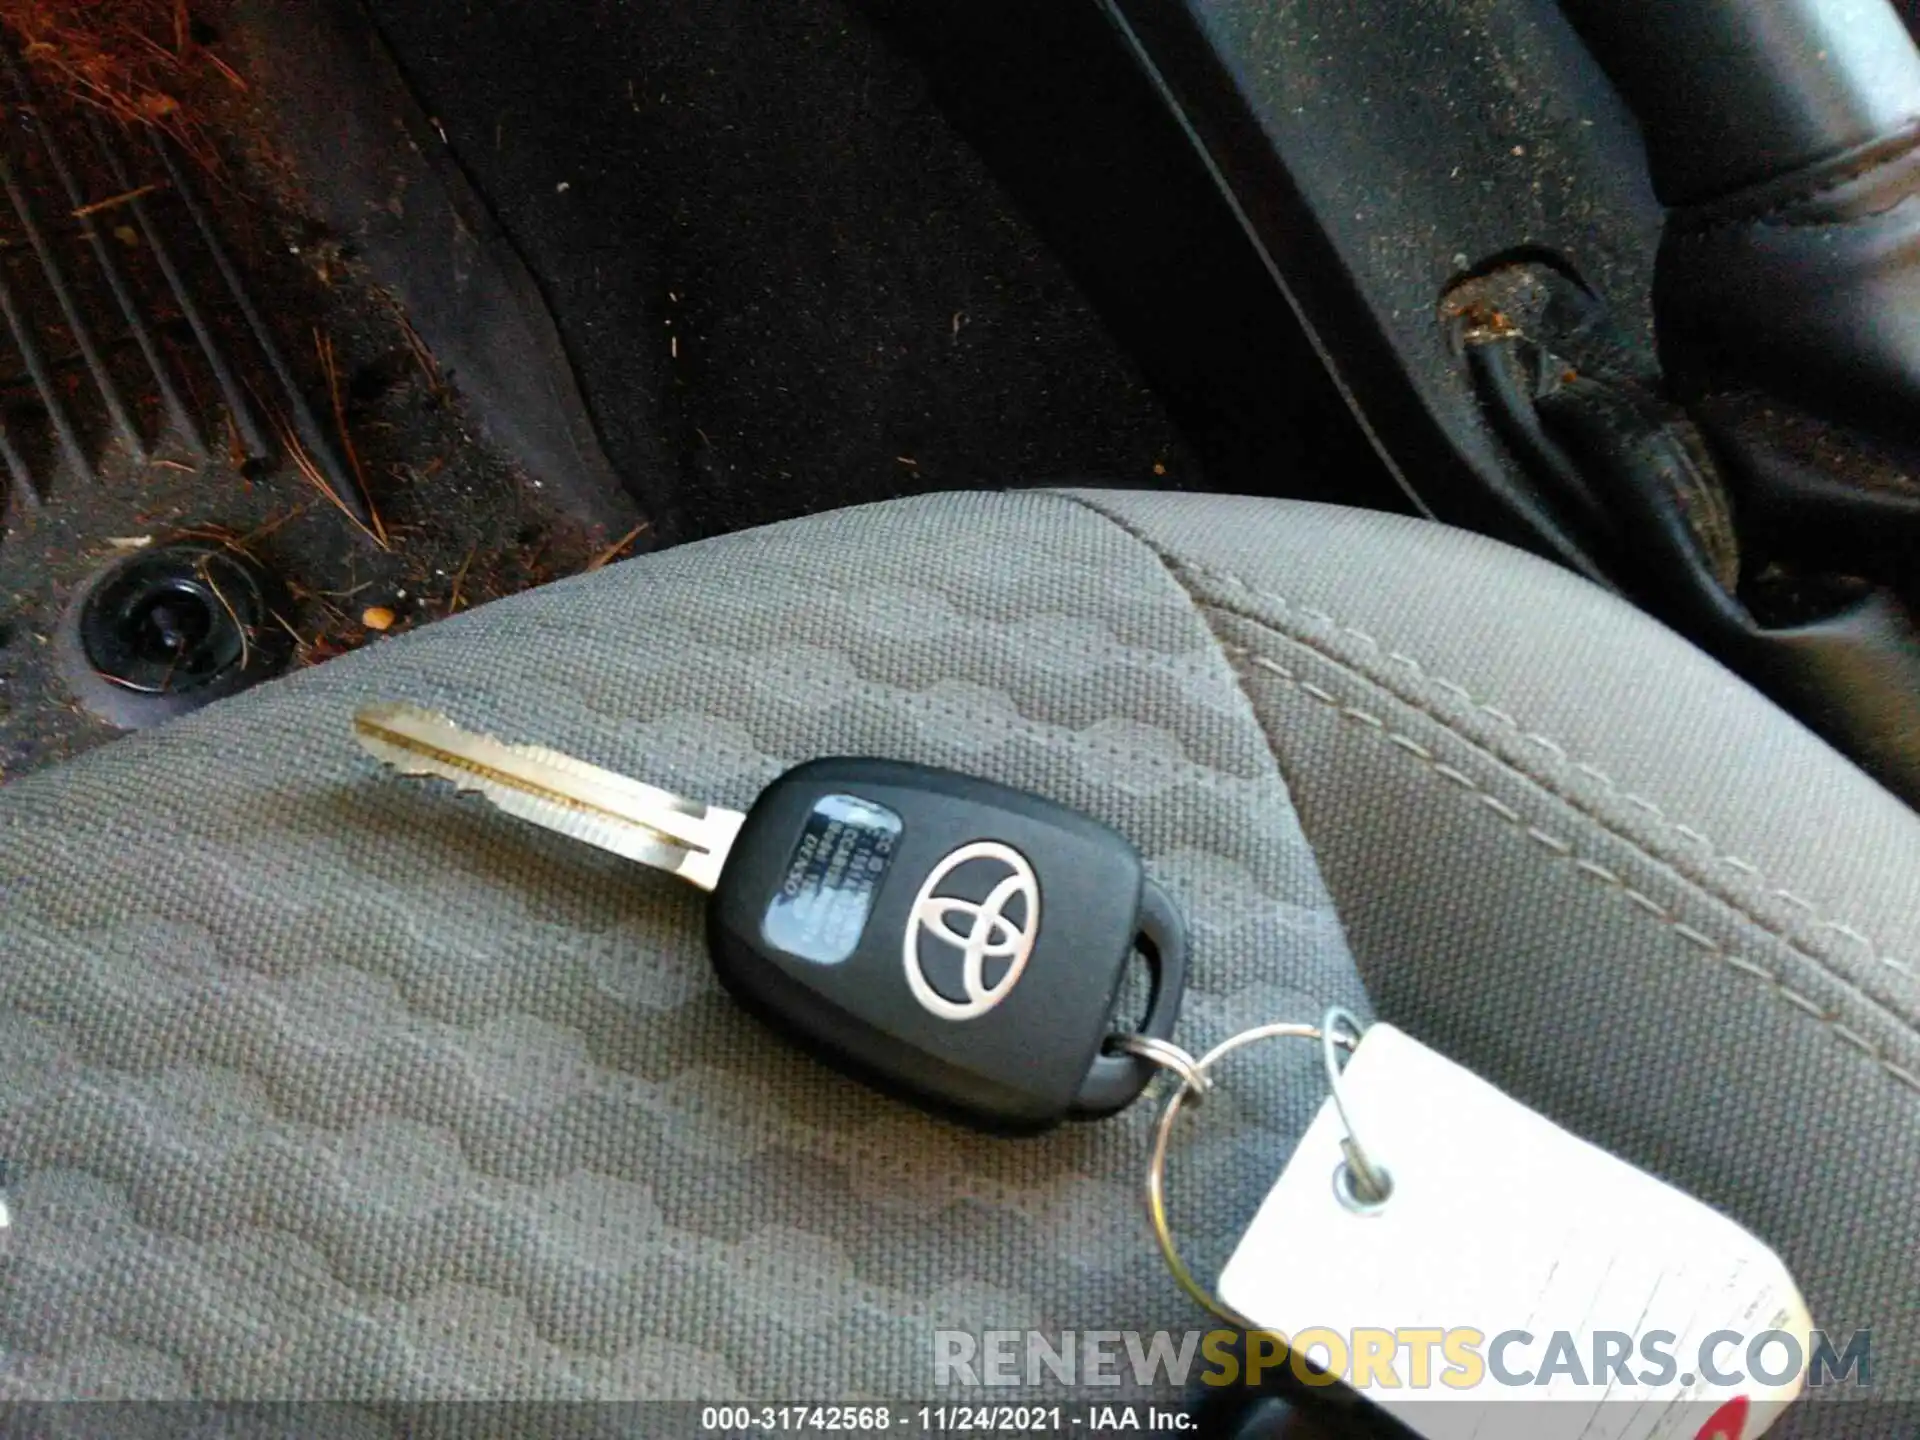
[1215,1024,1812,1440]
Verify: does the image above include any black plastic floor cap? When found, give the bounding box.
[60,541,290,728]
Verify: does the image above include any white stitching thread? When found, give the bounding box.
[1888,1060,1920,1091]
[1832,1022,1877,1056]
[1188,561,1918,980]
[1575,858,1623,886]
[1779,988,1829,1019]
[1526,826,1573,855]
[1624,890,1672,921]
[1230,644,1920,1096]
[1387,733,1435,762]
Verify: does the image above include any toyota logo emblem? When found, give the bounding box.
[903,840,1041,1020]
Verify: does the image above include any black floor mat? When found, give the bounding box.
[0,26,640,780]
[3,0,1371,781]
[362,0,1198,544]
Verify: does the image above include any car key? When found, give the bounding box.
[354,702,1187,1133]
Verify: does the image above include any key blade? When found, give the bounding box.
[353,701,744,889]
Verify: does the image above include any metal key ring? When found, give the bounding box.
[1142,1014,1373,1328]
[1106,1033,1214,1103]
[1319,1006,1392,1213]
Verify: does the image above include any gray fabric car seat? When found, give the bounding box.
[0,490,1914,1430]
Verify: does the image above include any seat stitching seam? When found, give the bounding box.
[1210,579,1920,1025]
[1222,635,1920,1096]
[1178,558,1916,981]
[1044,491,1920,1088]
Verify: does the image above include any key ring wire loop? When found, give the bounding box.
[1106,1032,1213,1102]
[1320,1006,1392,1211]
[1135,1011,1376,1328]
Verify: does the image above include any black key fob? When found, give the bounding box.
[706,758,1188,1134]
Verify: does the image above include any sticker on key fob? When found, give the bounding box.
[761,792,903,966]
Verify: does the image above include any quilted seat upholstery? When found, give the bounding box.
[0,491,1364,1401]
